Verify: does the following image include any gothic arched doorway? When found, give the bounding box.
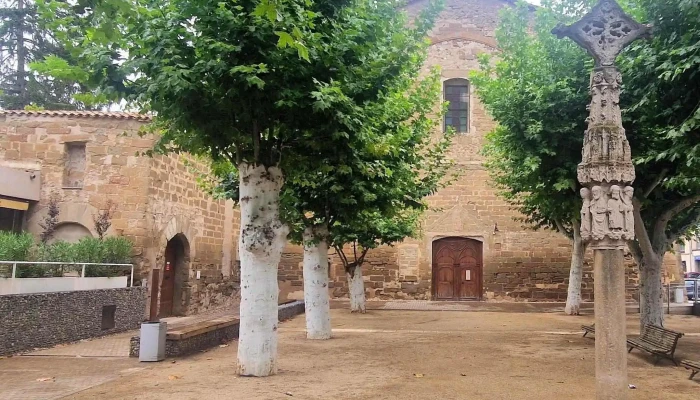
[432,237,483,300]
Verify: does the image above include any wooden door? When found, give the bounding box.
[432,238,483,300]
[159,242,176,317]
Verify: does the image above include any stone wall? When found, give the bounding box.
[0,287,146,356]
[0,111,240,315]
[145,154,240,315]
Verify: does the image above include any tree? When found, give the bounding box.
[0,0,89,109]
[37,0,442,375]
[285,67,454,315]
[620,0,700,329]
[212,30,449,329]
[472,0,700,327]
[470,0,593,315]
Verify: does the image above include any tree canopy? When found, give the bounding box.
[0,0,89,109]
[472,0,700,326]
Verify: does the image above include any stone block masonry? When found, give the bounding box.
[0,287,147,356]
[0,110,241,317]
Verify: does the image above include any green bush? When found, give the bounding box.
[35,241,78,277]
[0,231,34,261]
[0,232,134,278]
[0,232,35,278]
[102,237,133,264]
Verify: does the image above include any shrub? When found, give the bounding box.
[0,232,34,277]
[102,236,133,264]
[0,232,134,278]
[0,231,34,261]
[35,241,78,277]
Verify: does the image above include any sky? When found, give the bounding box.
[526,0,541,4]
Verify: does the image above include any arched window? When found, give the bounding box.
[443,78,469,133]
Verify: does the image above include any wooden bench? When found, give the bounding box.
[627,324,684,366]
[681,360,700,380]
[130,300,306,358]
[581,324,595,338]
[166,316,239,341]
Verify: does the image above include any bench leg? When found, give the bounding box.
[670,356,679,367]
[690,370,698,380]
[628,346,634,353]
[582,331,588,338]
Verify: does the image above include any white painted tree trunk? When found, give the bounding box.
[565,223,586,316]
[236,164,289,377]
[302,225,331,339]
[639,256,664,330]
[348,266,366,313]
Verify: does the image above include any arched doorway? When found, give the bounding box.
[432,237,483,300]
[159,234,189,317]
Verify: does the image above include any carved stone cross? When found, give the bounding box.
[552,0,650,67]
[553,0,650,249]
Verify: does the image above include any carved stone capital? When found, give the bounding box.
[580,184,634,248]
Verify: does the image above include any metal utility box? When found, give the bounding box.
[139,321,167,362]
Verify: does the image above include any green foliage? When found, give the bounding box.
[199,0,452,271]
[0,232,133,278]
[33,240,75,277]
[620,0,700,249]
[0,231,34,276]
[472,0,700,253]
[0,0,94,109]
[101,236,133,264]
[36,0,441,168]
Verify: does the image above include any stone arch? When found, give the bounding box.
[429,31,498,50]
[27,202,101,239]
[50,222,93,243]
[156,215,196,258]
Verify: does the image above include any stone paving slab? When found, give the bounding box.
[22,331,135,358]
[0,356,142,400]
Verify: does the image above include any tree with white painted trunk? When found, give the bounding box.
[472,0,700,325]
[555,220,588,315]
[301,225,331,339]
[39,0,448,375]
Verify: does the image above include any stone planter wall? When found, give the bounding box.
[0,287,146,356]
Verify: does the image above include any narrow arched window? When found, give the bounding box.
[443,78,469,133]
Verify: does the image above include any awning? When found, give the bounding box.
[0,197,29,211]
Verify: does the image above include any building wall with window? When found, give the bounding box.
[0,111,240,315]
[680,238,700,274]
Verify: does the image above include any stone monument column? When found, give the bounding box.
[552,1,649,399]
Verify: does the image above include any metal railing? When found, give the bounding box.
[0,261,134,287]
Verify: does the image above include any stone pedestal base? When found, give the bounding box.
[594,249,628,400]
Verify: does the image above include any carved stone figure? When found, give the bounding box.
[608,185,624,238]
[622,186,635,239]
[580,187,592,239]
[591,186,608,240]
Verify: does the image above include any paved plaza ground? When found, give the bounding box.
[2,308,700,400]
